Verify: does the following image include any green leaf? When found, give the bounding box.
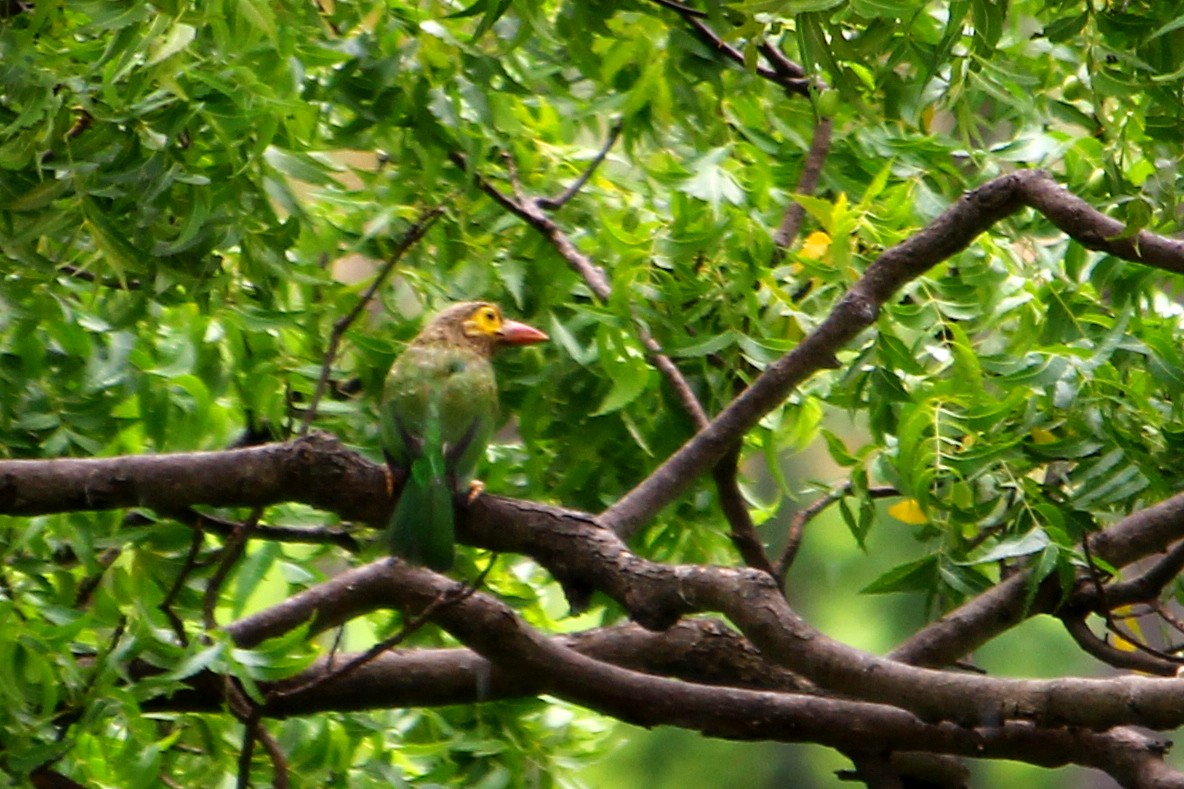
[593,329,654,416]
[677,147,743,212]
[861,556,938,595]
[737,0,843,12]
[821,429,859,467]
[671,330,737,358]
[147,22,196,66]
[164,642,226,681]
[5,179,71,211]
[961,528,1050,565]
[1024,545,1062,615]
[237,0,276,37]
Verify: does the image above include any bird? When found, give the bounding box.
[380,301,548,570]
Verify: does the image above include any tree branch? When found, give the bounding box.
[712,447,774,575]
[772,115,834,255]
[536,119,623,211]
[219,560,1184,784]
[0,432,389,525]
[449,150,614,300]
[1060,614,1178,675]
[157,618,806,716]
[602,170,1184,537]
[228,542,1184,737]
[776,484,897,585]
[671,11,813,97]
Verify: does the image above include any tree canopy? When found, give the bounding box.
[5,0,1184,786]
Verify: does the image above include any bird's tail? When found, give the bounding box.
[388,460,455,571]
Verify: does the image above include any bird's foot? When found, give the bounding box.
[384,466,395,497]
[467,479,485,503]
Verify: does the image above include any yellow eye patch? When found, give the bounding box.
[463,304,503,336]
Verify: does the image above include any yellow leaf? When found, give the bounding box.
[1030,427,1056,444]
[799,230,831,261]
[888,499,928,525]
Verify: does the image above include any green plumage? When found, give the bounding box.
[381,302,545,571]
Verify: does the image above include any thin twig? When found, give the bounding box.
[647,0,707,17]
[58,265,143,290]
[272,560,495,700]
[636,322,710,427]
[160,529,205,645]
[760,39,807,80]
[449,150,710,428]
[449,150,613,299]
[712,447,775,576]
[175,507,360,552]
[772,115,835,255]
[1080,537,1182,666]
[1095,538,1184,608]
[536,119,624,211]
[502,150,528,203]
[298,203,447,435]
[1159,603,1184,638]
[203,509,263,630]
[236,712,259,789]
[685,17,786,85]
[1061,614,1178,675]
[658,5,814,97]
[311,0,341,36]
[776,485,898,585]
[73,546,122,608]
[254,721,289,789]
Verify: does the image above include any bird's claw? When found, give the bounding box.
[467,479,485,503]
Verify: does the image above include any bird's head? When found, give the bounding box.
[422,301,549,355]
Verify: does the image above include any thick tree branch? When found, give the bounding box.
[12,445,1184,783]
[11,433,1184,686]
[227,546,1184,735]
[221,560,1183,785]
[0,432,389,524]
[153,618,804,715]
[10,432,1184,690]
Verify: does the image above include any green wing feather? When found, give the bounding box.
[381,343,497,570]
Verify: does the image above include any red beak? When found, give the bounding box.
[497,319,549,346]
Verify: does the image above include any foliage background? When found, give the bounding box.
[4,0,1184,786]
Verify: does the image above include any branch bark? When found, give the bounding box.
[215,560,1184,786]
